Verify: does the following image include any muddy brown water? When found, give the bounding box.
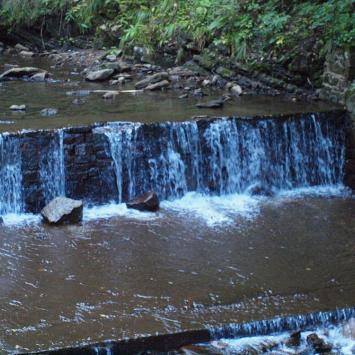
[0,54,354,353]
[0,54,340,133]
[0,196,354,352]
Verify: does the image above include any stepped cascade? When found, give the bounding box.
[0,111,347,215]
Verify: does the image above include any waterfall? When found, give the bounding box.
[100,114,345,202]
[0,130,66,215]
[0,112,347,214]
[40,129,66,203]
[0,133,23,214]
[209,307,355,340]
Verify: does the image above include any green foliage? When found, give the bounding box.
[1,0,354,61]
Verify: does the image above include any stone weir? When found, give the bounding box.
[0,110,352,215]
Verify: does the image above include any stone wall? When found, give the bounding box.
[318,48,355,191]
[1,110,347,214]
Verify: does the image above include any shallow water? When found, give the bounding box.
[0,54,339,133]
[0,192,354,352]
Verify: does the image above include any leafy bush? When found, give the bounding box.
[1,0,354,60]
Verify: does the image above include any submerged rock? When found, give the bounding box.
[40,108,58,117]
[126,192,160,212]
[85,69,114,82]
[10,104,26,111]
[41,197,83,225]
[102,91,118,99]
[0,216,3,225]
[196,98,224,109]
[307,333,332,353]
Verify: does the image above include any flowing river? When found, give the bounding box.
[0,54,354,354]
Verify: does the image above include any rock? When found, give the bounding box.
[179,93,188,99]
[72,98,86,105]
[230,84,243,96]
[14,43,30,52]
[85,69,114,82]
[19,50,35,58]
[40,108,58,117]
[0,67,46,81]
[30,72,49,82]
[10,104,26,111]
[105,54,117,62]
[126,191,160,212]
[0,216,3,225]
[102,92,118,99]
[192,88,206,97]
[145,80,170,91]
[286,330,301,347]
[135,72,169,89]
[41,197,83,225]
[202,79,211,87]
[116,60,132,73]
[196,98,224,109]
[216,66,235,79]
[211,74,227,88]
[306,333,332,353]
[168,67,195,77]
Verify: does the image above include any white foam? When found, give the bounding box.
[2,213,41,226]
[161,192,263,227]
[276,184,350,199]
[83,203,159,222]
[214,323,355,354]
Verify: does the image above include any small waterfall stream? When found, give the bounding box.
[0,130,66,215]
[0,112,347,215]
[99,114,345,203]
[39,129,65,204]
[0,134,23,215]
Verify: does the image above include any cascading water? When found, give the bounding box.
[0,130,66,215]
[99,114,345,203]
[0,112,347,215]
[0,133,23,215]
[40,129,66,203]
[209,307,355,340]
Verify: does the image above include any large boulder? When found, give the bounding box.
[85,68,114,82]
[41,197,83,225]
[0,67,47,81]
[126,192,160,212]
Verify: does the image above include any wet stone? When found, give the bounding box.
[40,108,58,117]
[306,333,332,353]
[41,197,83,225]
[126,191,160,212]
